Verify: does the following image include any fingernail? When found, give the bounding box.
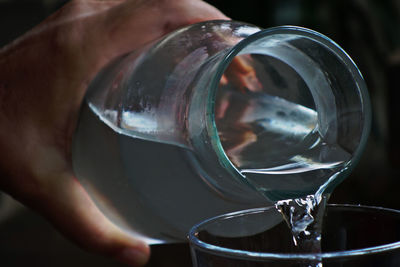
[117,247,149,266]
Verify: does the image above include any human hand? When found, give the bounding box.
[0,0,227,266]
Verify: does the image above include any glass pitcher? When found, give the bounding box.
[72,20,371,243]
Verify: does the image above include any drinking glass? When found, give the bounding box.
[189,204,400,266]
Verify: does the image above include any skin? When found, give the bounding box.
[0,0,228,266]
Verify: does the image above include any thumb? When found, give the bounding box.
[34,174,150,267]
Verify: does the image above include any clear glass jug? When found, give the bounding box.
[72,20,371,243]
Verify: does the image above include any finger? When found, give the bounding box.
[102,0,229,52]
[162,0,230,28]
[224,55,262,92]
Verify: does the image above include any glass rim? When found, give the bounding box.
[205,23,372,193]
[188,204,400,261]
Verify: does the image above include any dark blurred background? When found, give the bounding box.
[1,0,399,266]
